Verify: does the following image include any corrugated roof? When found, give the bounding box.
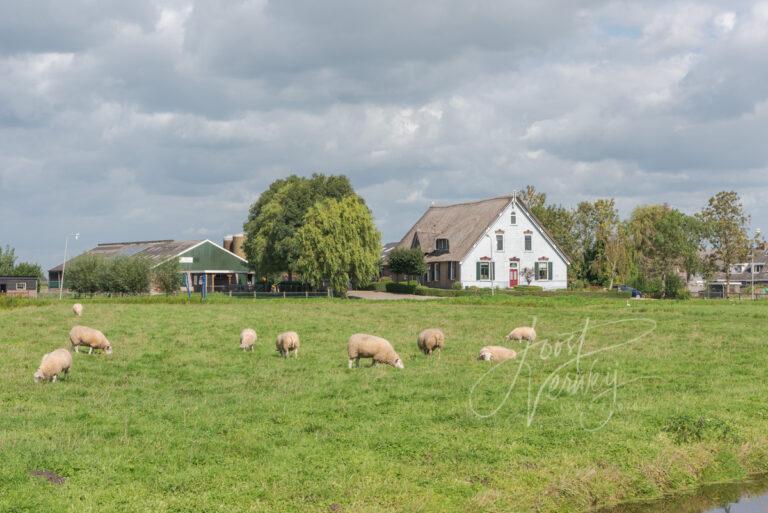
[48,240,203,272]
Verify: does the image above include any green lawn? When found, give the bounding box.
[1,296,767,512]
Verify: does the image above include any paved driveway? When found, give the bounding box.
[348,290,441,300]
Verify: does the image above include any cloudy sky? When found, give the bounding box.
[1,0,766,269]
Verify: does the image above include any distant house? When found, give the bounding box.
[394,194,570,290]
[688,245,768,297]
[0,276,38,298]
[48,239,252,293]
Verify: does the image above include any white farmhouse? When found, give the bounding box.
[395,194,570,290]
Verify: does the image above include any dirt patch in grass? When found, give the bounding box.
[30,469,66,485]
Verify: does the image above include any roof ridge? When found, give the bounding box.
[427,195,513,209]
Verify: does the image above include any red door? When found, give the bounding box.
[509,268,519,287]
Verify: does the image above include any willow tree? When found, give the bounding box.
[296,196,381,296]
[243,174,355,280]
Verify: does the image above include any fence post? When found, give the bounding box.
[283,291,286,299]
[305,291,308,298]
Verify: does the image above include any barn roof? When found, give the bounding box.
[48,240,204,272]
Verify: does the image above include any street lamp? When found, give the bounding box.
[752,228,761,301]
[59,232,80,300]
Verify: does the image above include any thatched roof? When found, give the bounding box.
[397,195,571,264]
[397,196,512,263]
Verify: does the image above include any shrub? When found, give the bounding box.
[451,282,463,290]
[385,280,420,294]
[153,259,183,295]
[662,414,737,444]
[387,247,426,279]
[514,285,544,292]
[569,279,586,290]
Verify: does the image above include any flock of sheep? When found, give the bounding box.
[33,302,538,382]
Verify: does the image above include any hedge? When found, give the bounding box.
[385,281,420,294]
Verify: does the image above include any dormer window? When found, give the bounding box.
[436,238,449,252]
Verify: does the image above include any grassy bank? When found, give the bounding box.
[1,296,767,512]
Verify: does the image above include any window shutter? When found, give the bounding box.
[548,262,553,281]
[491,262,495,281]
[534,262,539,279]
[476,262,481,280]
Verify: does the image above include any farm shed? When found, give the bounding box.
[49,240,252,293]
[0,276,38,298]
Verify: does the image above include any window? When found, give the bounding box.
[16,282,27,291]
[478,262,490,280]
[436,238,449,252]
[509,261,518,270]
[535,262,553,281]
[755,264,765,273]
[435,263,441,282]
[511,210,517,225]
[496,234,504,251]
[428,264,435,282]
[449,261,456,280]
[477,261,495,281]
[524,234,532,251]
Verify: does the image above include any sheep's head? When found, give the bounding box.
[393,357,404,369]
[33,369,44,382]
[478,351,493,361]
[104,342,113,355]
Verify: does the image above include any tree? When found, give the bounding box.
[628,204,702,298]
[387,247,426,281]
[0,245,16,275]
[697,191,750,298]
[243,174,356,279]
[66,254,104,295]
[153,259,183,295]
[573,199,621,286]
[296,196,381,297]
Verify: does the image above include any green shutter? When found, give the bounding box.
[548,262,553,281]
[476,262,481,280]
[534,262,539,280]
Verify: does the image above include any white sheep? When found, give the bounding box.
[240,328,257,351]
[478,345,517,362]
[347,334,404,369]
[34,348,73,383]
[417,328,445,356]
[72,303,83,317]
[69,325,112,355]
[505,326,537,342]
[276,331,300,358]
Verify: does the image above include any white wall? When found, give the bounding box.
[460,199,568,290]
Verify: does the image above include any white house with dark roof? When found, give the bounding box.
[396,194,570,290]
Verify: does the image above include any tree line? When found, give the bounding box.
[520,187,755,298]
[0,246,44,282]
[65,254,182,295]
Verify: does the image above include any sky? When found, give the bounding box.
[1,0,766,270]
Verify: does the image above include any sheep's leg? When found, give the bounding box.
[88,347,93,355]
[52,375,58,382]
[74,346,79,353]
[294,348,298,358]
[348,359,355,369]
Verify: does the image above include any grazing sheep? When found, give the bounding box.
[69,325,112,355]
[276,331,300,358]
[347,334,404,369]
[505,326,537,342]
[478,346,517,362]
[72,303,83,317]
[417,328,445,355]
[240,328,257,351]
[34,348,73,383]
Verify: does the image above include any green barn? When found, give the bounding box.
[49,240,253,293]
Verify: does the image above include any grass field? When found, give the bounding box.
[2,296,767,513]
